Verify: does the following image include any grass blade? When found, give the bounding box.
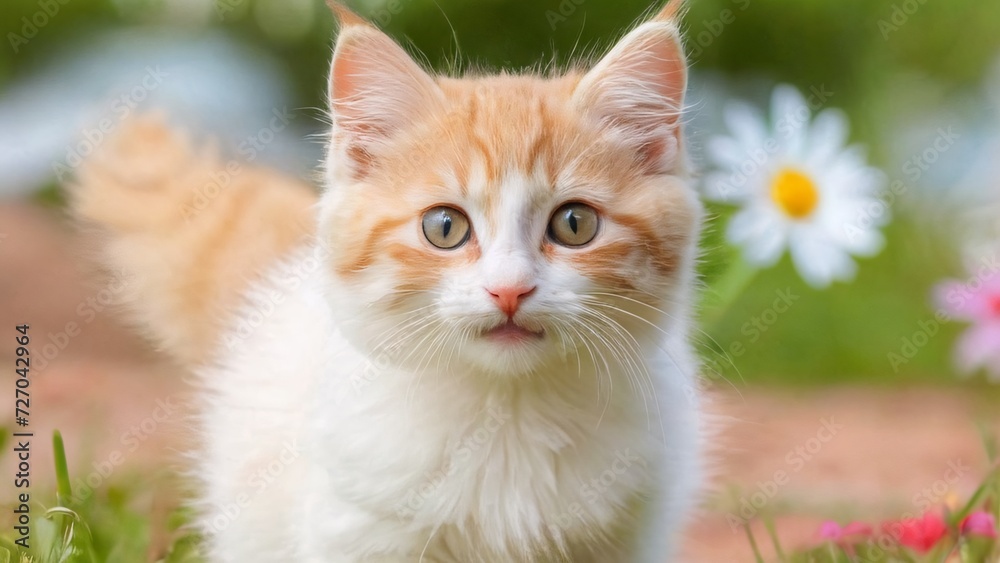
[952,471,995,525]
[763,515,787,561]
[745,522,767,563]
[53,430,72,505]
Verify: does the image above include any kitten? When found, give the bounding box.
[72,1,705,561]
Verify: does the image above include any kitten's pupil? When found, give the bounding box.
[442,215,452,238]
[567,211,578,234]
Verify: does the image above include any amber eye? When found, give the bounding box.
[422,206,471,249]
[548,203,599,247]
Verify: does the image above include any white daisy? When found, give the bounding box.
[703,84,889,288]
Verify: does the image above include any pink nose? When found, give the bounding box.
[486,285,536,317]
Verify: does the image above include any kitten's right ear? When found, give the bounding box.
[327,2,443,177]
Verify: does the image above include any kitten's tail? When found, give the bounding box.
[68,113,318,366]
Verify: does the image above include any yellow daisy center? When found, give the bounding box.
[771,168,820,219]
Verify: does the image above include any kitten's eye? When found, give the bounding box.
[422,206,471,250]
[549,203,599,247]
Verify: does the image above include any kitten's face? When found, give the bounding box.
[320,6,700,377]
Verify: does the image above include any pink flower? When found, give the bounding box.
[960,511,998,538]
[818,520,872,557]
[934,266,1000,381]
[818,520,873,543]
[819,520,872,541]
[883,512,949,553]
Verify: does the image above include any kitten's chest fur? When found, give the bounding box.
[305,343,662,559]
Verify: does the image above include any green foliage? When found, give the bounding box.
[0,430,200,563]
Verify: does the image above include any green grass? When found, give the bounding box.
[0,430,201,563]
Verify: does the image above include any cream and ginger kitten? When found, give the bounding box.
[72,1,705,561]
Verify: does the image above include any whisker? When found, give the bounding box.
[580,307,665,439]
[401,319,447,406]
[568,320,616,428]
[368,306,438,353]
[597,289,749,393]
[578,309,654,433]
[583,296,746,401]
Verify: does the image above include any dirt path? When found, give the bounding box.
[2,202,998,561]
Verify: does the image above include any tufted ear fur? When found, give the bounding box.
[572,2,688,174]
[327,2,443,178]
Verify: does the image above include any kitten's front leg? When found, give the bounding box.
[630,422,703,561]
[631,450,703,563]
[631,487,686,563]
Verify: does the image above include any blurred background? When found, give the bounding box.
[1,0,999,560]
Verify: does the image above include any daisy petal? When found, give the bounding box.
[706,136,752,170]
[823,210,886,256]
[789,233,857,288]
[727,207,787,266]
[724,101,769,150]
[703,171,751,203]
[770,85,809,128]
[770,84,810,159]
[804,108,850,169]
[843,228,885,257]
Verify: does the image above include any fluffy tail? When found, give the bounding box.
[69,114,318,366]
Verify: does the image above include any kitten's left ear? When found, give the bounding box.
[572,2,688,174]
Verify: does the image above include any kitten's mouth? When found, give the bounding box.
[481,320,544,343]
